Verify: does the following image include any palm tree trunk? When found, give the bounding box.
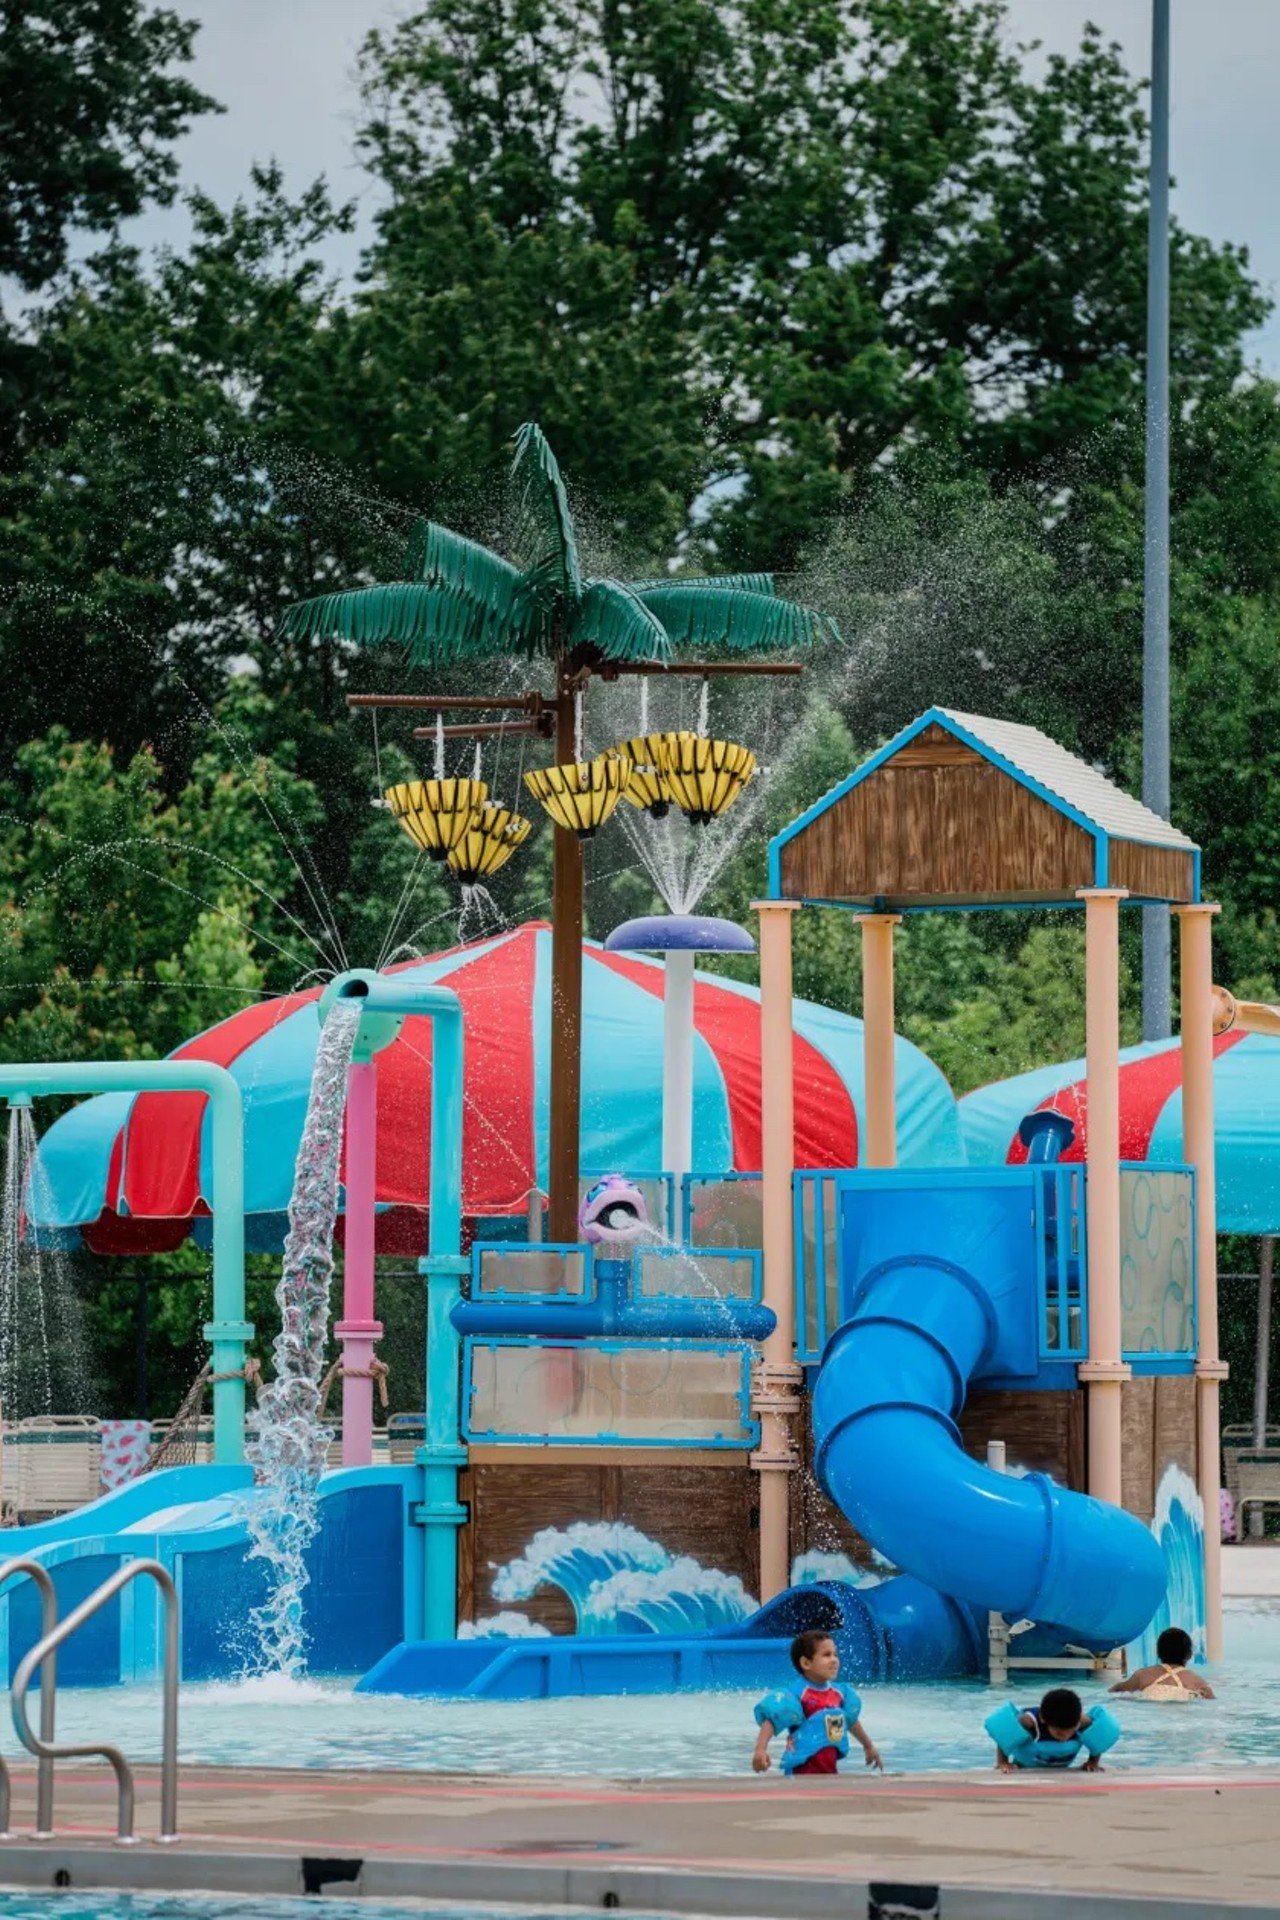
[548,656,583,1240]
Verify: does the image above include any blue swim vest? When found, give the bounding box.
[754,1682,863,1775]
[984,1700,1121,1770]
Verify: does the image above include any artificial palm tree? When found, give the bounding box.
[282,423,833,1235]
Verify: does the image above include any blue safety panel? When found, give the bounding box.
[180,1483,406,1681]
[9,1554,125,1688]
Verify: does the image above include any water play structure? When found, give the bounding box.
[0,700,1226,1708]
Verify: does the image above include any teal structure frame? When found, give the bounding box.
[0,1061,250,1464]
[321,974,466,1641]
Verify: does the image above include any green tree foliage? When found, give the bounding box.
[5,1,1280,1412]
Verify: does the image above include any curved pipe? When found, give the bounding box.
[811,1194,1166,1648]
[451,1296,776,1342]
[452,1255,776,1343]
[321,968,466,1643]
[0,1061,247,1465]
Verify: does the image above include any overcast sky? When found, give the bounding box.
[127,1,1280,371]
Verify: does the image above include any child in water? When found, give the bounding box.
[752,1629,884,1775]
[987,1687,1120,1771]
[1110,1626,1215,1700]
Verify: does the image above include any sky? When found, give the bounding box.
[125,0,1280,371]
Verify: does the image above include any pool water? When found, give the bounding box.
[24,1598,1280,1779]
[0,1903,603,1920]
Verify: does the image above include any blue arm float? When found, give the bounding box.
[1080,1705,1121,1758]
[837,1683,863,1723]
[985,1701,1035,1757]
[755,1690,802,1732]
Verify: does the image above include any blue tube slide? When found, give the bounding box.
[811,1182,1166,1649]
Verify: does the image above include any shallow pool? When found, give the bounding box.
[0,1902,603,1920]
[22,1598,1280,1779]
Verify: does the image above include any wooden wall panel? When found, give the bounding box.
[779,731,1096,906]
[1121,1377,1158,1522]
[1154,1374,1198,1483]
[961,1389,1084,1488]
[463,1459,759,1628]
[1108,840,1196,904]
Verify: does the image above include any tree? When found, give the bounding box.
[0,0,216,295]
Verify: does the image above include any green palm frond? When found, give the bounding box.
[630,572,777,597]
[636,583,837,653]
[511,422,583,611]
[279,581,530,660]
[404,520,525,621]
[570,579,672,665]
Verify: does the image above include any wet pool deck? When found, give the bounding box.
[1,1763,1279,1917]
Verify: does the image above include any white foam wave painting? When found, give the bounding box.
[1128,1462,1207,1668]
[485,1521,756,1636]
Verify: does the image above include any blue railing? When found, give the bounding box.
[790,1161,1197,1374]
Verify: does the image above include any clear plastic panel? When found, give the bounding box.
[632,1248,756,1301]
[1119,1167,1195,1356]
[466,1341,753,1444]
[476,1247,589,1298]
[685,1176,763,1250]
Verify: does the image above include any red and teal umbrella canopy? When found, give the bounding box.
[32,922,961,1252]
[960,1030,1280,1232]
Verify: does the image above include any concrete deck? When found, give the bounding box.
[1223,1544,1280,1597]
[0,1764,1278,1917]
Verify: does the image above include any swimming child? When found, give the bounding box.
[1109,1626,1215,1700]
[986,1687,1121,1771]
[752,1629,883,1775]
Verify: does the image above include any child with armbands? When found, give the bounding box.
[986,1686,1121,1772]
[752,1629,884,1775]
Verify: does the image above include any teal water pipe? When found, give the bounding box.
[321,973,466,1640]
[0,1061,250,1465]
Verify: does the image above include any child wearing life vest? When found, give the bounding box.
[751,1629,883,1775]
[986,1687,1121,1771]
[1109,1625,1215,1700]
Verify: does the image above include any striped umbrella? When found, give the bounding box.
[31,922,961,1252]
[959,1030,1280,1232]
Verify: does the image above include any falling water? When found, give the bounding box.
[244,998,359,1677]
[0,1108,87,1422]
[696,679,709,737]
[434,716,445,779]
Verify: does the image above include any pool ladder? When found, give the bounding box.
[0,1555,179,1844]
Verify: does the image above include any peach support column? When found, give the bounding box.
[1176,902,1227,1661]
[1075,889,1131,1509]
[751,899,803,1601]
[857,915,901,1167]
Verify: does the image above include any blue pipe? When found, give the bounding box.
[325,973,467,1641]
[451,1256,776,1343]
[811,1184,1166,1648]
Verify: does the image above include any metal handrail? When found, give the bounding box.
[11,1557,179,1844]
[0,1558,57,1839]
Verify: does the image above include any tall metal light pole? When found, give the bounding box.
[1142,0,1172,1040]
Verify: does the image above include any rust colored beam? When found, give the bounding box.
[596,660,804,679]
[548,655,584,1240]
[347,692,551,713]
[411,719,549,740]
